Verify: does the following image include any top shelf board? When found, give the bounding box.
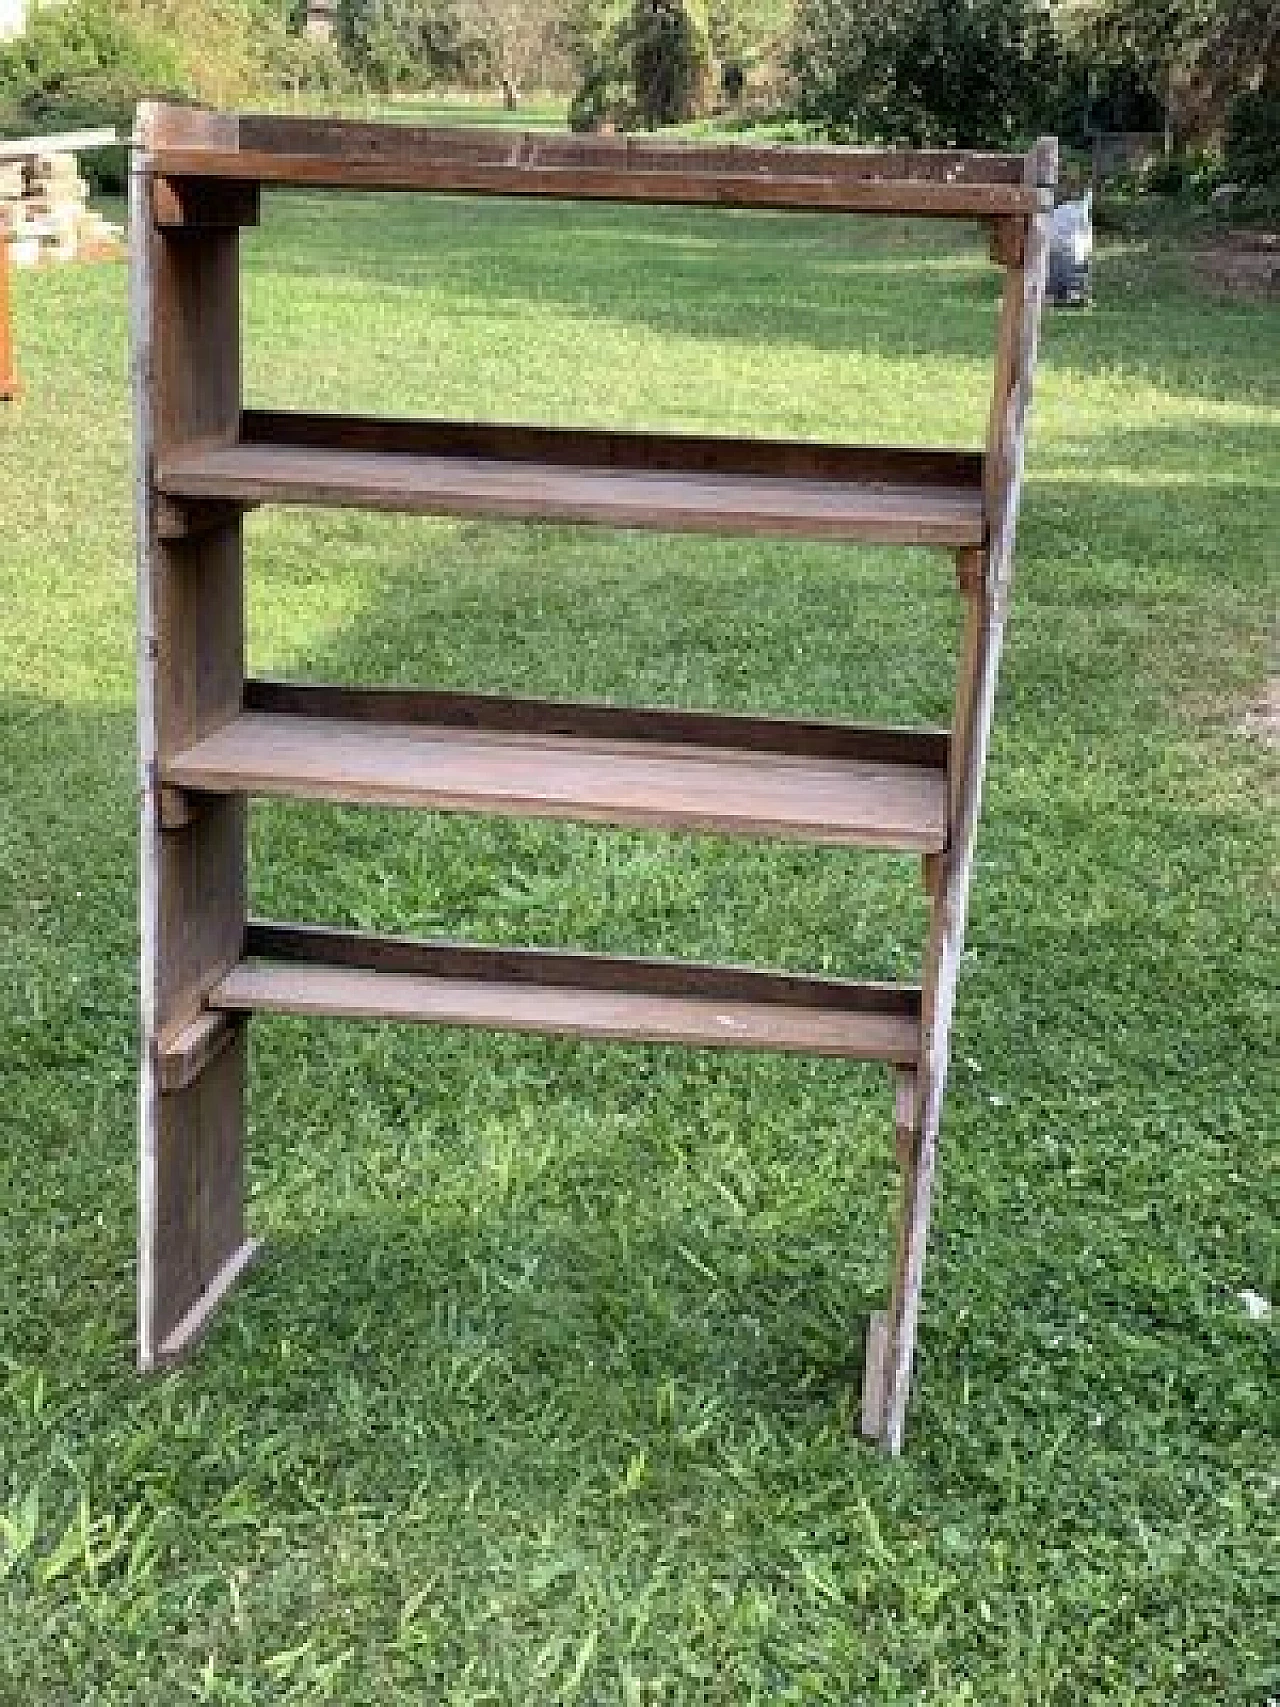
[140,109,1055,220]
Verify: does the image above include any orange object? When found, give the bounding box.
[0,226,18,400]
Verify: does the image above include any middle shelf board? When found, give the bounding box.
[164,680,951,852]
[203,921,924,1063]
[156,413,988,548]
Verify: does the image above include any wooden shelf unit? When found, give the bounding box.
[132,103,1055,1455]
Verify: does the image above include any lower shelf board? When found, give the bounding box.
[203,923,922,1063]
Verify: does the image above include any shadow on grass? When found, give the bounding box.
[240,192,1280,414]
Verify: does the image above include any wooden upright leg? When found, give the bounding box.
[874,147,1055,1454]
[133,104,259,1369]
[861,1066,919,1441]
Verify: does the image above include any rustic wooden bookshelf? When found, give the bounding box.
[131,102,1055,1454]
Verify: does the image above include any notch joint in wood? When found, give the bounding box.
[158,784,200,831]
[989,216,1026,268]
[954,546,984,595]
[153,176,260,232]
[155,494,248,542]
[156,1008,243,1095]
[894,1066,919,1167]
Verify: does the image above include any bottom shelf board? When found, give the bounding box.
[205,924,922,1063]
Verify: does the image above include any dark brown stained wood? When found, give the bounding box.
[236,115,1029,185]
[246,919,924,1015]
[240,411,984,491]
[152,177,259,230]
[131,98,1058,1450]
[157,439,987,547]
[211,928,922,1062]
[877,141,1057,1456]
[244,679,950,770]
[134,100,253,1370]
[988,216,1026,268]
[165,707,951,850]
[156,1008,242,1094]
[156,151,1039,216]
[154,494,251,543]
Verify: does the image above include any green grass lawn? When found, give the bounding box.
[1,188,1276,1704]
[265,91,569,129]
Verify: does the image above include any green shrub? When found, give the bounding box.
[259,27,352,95]
[568,0,709,131]
[1225,79,1280,186]
[337,0,472,91]
[0,0,185,188]
[0,0,184,132]
[789,0,1060,147]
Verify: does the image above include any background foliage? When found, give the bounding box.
[0,0,1275,179]
[789,0,1060,147]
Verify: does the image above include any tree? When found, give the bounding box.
[568,0,710,129]
[790,0,1060,147]
[454,0,561,95]
[337,0,473,87]
[1066,0,1278,145]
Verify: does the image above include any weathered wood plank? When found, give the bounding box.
[877,147,1055,1456]
[156,151,1039,216]
[243,678,949,768]
[134,99,251,1371]
[157,439,987,546]
[211,933,923,1061]
[234,115,1030,185]
[165,707,951,850]
[245,920,924,1018]
[239,411,985,490]
[156,1009,242,1094]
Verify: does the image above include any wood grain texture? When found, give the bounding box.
[211,932,922,1062]
[245,920,924,1016]
[158,153,1038,216]
[156,1009,242,1094]
[243,679,950,768]
[157,439,987,546]
[134,101,251,1369]
[240,410,985,490]
[860,1310,889,1439]
[130,98,1057,1434]
[878,159,1055,1456]
[165,707,950,850]
[149,117,1039,215]
[236,115,1029,185]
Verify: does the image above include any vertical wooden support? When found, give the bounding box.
[133,102,259,1369]
[875,139,1057,1455]
[861,1067,918,1439]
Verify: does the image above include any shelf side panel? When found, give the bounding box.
[134,114,252,1368]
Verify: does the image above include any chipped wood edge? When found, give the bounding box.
[156,1008,242,1094]
[860,1310,889,1438]
[154,1237,263,1363]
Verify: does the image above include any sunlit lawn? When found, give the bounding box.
[0,179,1275,1703]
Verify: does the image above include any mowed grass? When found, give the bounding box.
[0,186,1276,1705]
